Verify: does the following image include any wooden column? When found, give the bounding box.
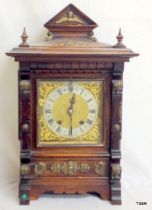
[19,62,31,205]
[110,62,124,205]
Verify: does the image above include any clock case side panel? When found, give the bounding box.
[18,62,31,205]
[30,67,112,157]
[110,62,124,205]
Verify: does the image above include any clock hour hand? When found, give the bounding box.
[69,93,76,109]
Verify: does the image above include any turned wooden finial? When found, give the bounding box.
[114,28,126,48]
[19,27,29,47]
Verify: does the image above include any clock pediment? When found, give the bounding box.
[6,4,138,62]
[44,4,97,32]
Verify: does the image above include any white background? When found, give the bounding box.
[0,0,152,210]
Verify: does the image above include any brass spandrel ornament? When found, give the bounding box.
[36,80,103,145]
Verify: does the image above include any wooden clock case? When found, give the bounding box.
[6,4,138,205]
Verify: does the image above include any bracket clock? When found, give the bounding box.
[6,4,138,205]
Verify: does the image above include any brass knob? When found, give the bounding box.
[20,164,30,175]
[112,80,123,94]
[21,123,29,133]
[112,124,120,132]
[111,164,121,179]
[19,80,30,91]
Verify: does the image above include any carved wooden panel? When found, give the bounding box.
[21,158,109,178]
[30,62,113,70]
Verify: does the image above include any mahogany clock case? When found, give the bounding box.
[6,3,138,205]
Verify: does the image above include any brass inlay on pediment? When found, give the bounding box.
[55,11,85,25]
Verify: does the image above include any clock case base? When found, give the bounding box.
[19,179,112,205]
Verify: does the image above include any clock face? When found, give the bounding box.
[36,80,104,146]
[43,83,98,138]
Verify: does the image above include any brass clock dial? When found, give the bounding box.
[37,80,103,145]
[43,83,98,138]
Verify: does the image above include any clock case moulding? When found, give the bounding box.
[6,3,139,205]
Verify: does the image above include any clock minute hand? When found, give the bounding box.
[68,93,76,135]
[68,93,76,113]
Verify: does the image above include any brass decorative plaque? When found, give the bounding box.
[55,11,85,25]
[95,161,107,176]
[34,162,46,176]
[50,161,90,175]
